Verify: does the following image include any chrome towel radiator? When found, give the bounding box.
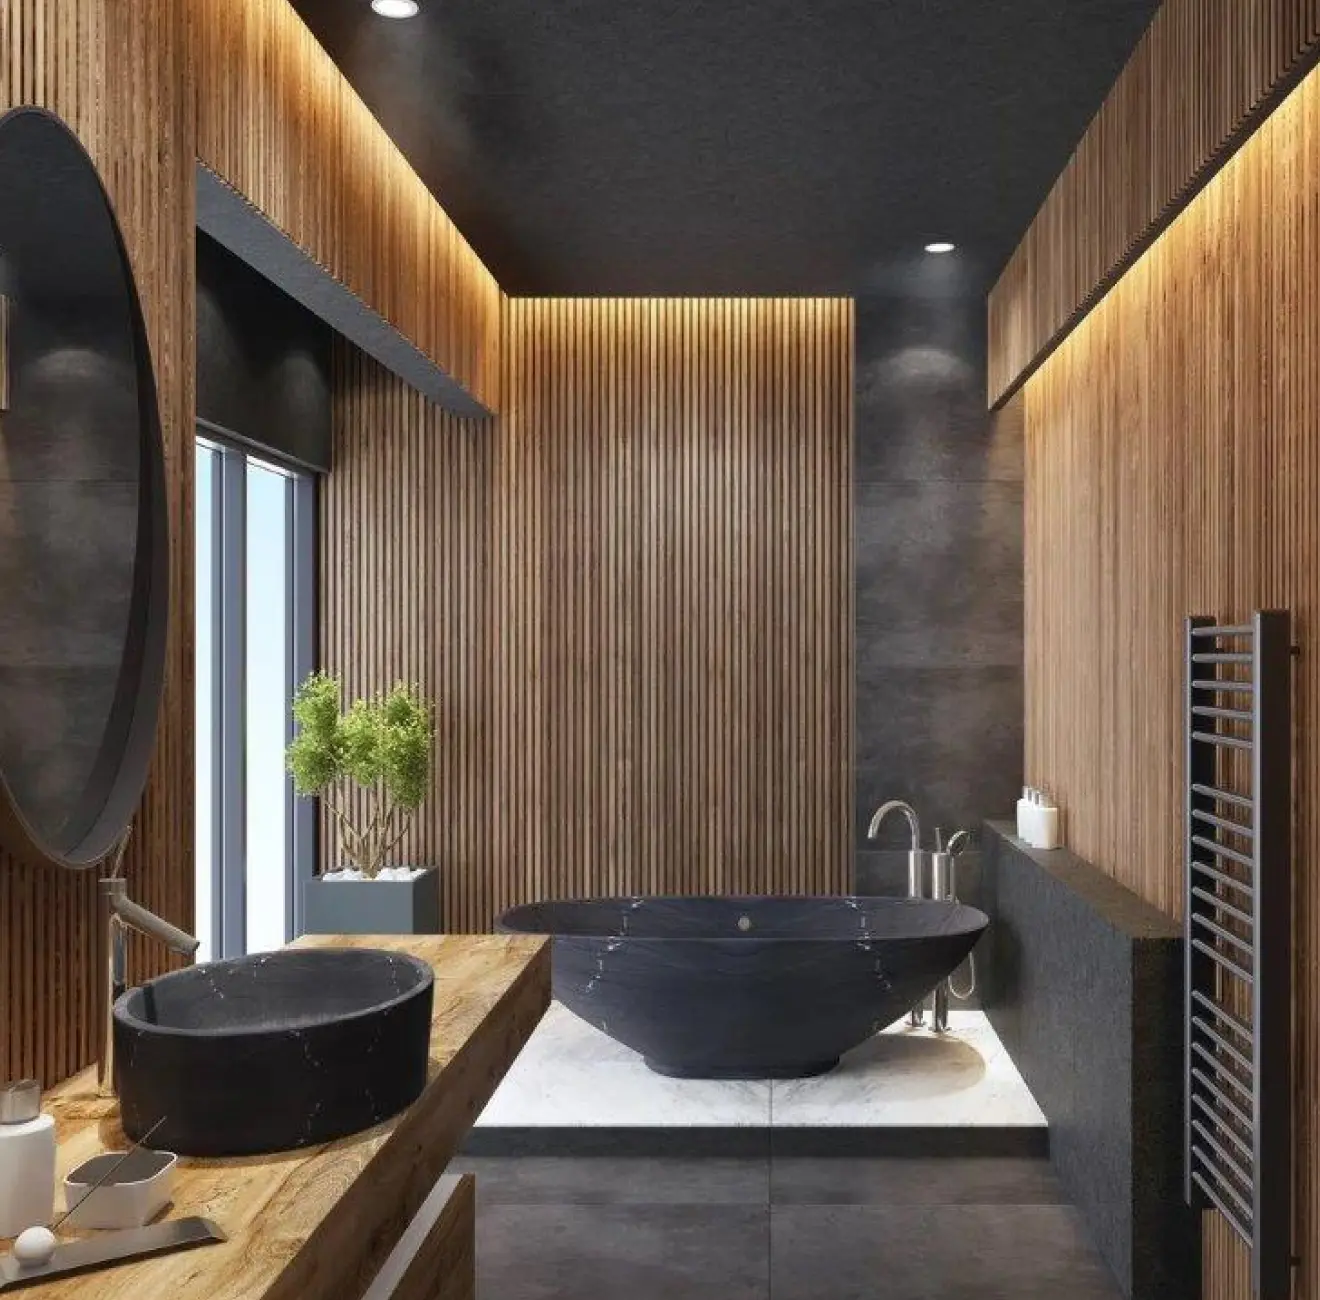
[1184,611,1294,1299]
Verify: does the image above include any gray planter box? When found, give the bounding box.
[303,868,441,936]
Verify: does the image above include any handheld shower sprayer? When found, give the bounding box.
[943,831,977,1002]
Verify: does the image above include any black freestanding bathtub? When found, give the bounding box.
[498,895,988,1079]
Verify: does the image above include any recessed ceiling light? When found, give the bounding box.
[924,241,956,254]
[371,0,419,16]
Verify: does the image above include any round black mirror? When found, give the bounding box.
[0,108,168,870]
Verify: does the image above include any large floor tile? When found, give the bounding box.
[476,1204,769,1300]
[770,1155,1065,1205]
[452,1155,770,1205]
[769,1203,1122,1300]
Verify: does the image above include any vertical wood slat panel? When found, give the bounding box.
[321,342,497,936]
[3,0,504,1089]
[321,301,853,932]
[192,0,504,413]
[1024,62,1320,1300]
[0,0,195,1087]
[988,0,1320,407]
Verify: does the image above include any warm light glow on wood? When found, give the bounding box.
[989,0,1320,407]
[194,0,504,411]
[323,300,855,931]
[1024,64,1320,1300]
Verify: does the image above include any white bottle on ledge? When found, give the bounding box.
[1015,786,1032,840]
[1033,789,1062,850]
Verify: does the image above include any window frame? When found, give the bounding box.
[196,424,316,959]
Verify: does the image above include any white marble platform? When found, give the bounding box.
[475,1002,1045,1130]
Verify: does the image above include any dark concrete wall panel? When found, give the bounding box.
[852,291,1023,934]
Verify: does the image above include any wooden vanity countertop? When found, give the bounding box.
[8,933,550,1300]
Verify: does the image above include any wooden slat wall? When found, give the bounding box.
[321,300,854,931]
[322,342,496,934]
[0,0,195,1085]
[193,0,504,413]
[1024,61,1320,1300]
[988,0,1320,407]
[2,0,504,1086]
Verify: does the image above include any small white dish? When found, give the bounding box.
[63,1148,177,1230]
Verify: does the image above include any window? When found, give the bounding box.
[195,435,315,960]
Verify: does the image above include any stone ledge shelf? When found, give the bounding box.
[8,933,550,1300]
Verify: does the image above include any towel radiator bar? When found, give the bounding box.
[1184,611,1293,1298]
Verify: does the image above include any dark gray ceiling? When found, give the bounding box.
[295,0,1160,296]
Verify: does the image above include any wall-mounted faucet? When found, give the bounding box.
[98,877,199,1098]
[865,799,926,1025]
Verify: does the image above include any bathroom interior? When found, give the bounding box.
[0,0,1315,1297]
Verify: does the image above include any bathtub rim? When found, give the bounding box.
[496,894,989,942]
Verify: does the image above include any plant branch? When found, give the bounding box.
[362,787,397,877]
[322,794,368,873]
[374,807,413,866]
[355,780,397,876]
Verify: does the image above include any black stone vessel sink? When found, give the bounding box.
[113,948,434,1156]
[500,896,988,1078]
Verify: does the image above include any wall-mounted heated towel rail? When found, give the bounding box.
[1184,611,1293,1299]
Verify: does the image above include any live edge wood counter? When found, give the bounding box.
[16,934,550,1300]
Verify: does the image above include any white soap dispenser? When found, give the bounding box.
[0,1079,56,1239]
[1015,786,1032,840]
[1035,788,1062,850]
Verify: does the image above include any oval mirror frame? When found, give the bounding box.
[0,107,169,871]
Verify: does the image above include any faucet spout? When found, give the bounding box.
[866,799,922,849]
[106,881,200,956]
[98,878,199,1097]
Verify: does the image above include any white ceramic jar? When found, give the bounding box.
[0,1079,56,1239]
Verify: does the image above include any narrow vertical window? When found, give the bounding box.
[196,435,315,958]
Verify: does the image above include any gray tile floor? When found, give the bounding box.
[450,1154,1123,1300]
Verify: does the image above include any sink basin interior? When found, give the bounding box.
[119,948,433,1035]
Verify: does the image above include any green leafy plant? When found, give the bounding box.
[287,672,434,878]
